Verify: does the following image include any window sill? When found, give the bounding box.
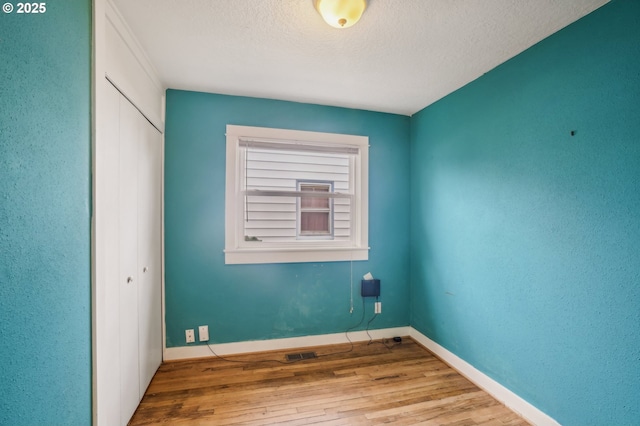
[224,246,369,265]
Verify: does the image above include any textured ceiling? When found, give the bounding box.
[112,0,609,116]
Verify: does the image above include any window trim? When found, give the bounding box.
[225,125,369,265]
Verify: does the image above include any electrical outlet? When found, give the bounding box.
[185,329,195,343]
[199,325,209,342]
[375,302,382,314]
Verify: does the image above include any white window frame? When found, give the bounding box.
[225,125,369,265]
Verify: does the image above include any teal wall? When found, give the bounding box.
[164,91,411,347]
[409,1,639,424]
[0,1,91,424]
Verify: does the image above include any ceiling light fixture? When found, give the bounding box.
[314,0,367,29]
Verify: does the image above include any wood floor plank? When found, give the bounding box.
[129,338,529,425]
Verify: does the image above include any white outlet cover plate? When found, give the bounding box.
[199,325,209,342]
[185,329,195,343]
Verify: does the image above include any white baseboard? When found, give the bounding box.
[163,326,412,361]
[409,328,560,426]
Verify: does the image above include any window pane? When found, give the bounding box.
[300,183,330,209]
[242,145,349,242]
[301,212,330,234]
[301,196,329,209]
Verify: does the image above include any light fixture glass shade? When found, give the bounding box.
[314,0,367,29]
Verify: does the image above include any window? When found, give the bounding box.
[298,181,333,238]
[225,125,369,264]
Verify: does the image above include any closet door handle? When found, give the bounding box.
[127,276,134,284]
[143,267,148,273]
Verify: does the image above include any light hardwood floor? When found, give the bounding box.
[129,338,530,425]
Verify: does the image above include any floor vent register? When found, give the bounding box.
[285,352,317,361]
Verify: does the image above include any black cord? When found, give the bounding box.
[365,312,377,344]
[372,338,401,350]
[365,295,380,344]
[205,344,292,365]
[364,298,401,349]
[205,298,369,365]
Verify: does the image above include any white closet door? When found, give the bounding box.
[107,78,163,425]
[137,112,163,396]
[118,94,141,425]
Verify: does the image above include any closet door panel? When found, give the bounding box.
[102,81,123,426]
[137,114,163,395]
[118,95,141,425]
